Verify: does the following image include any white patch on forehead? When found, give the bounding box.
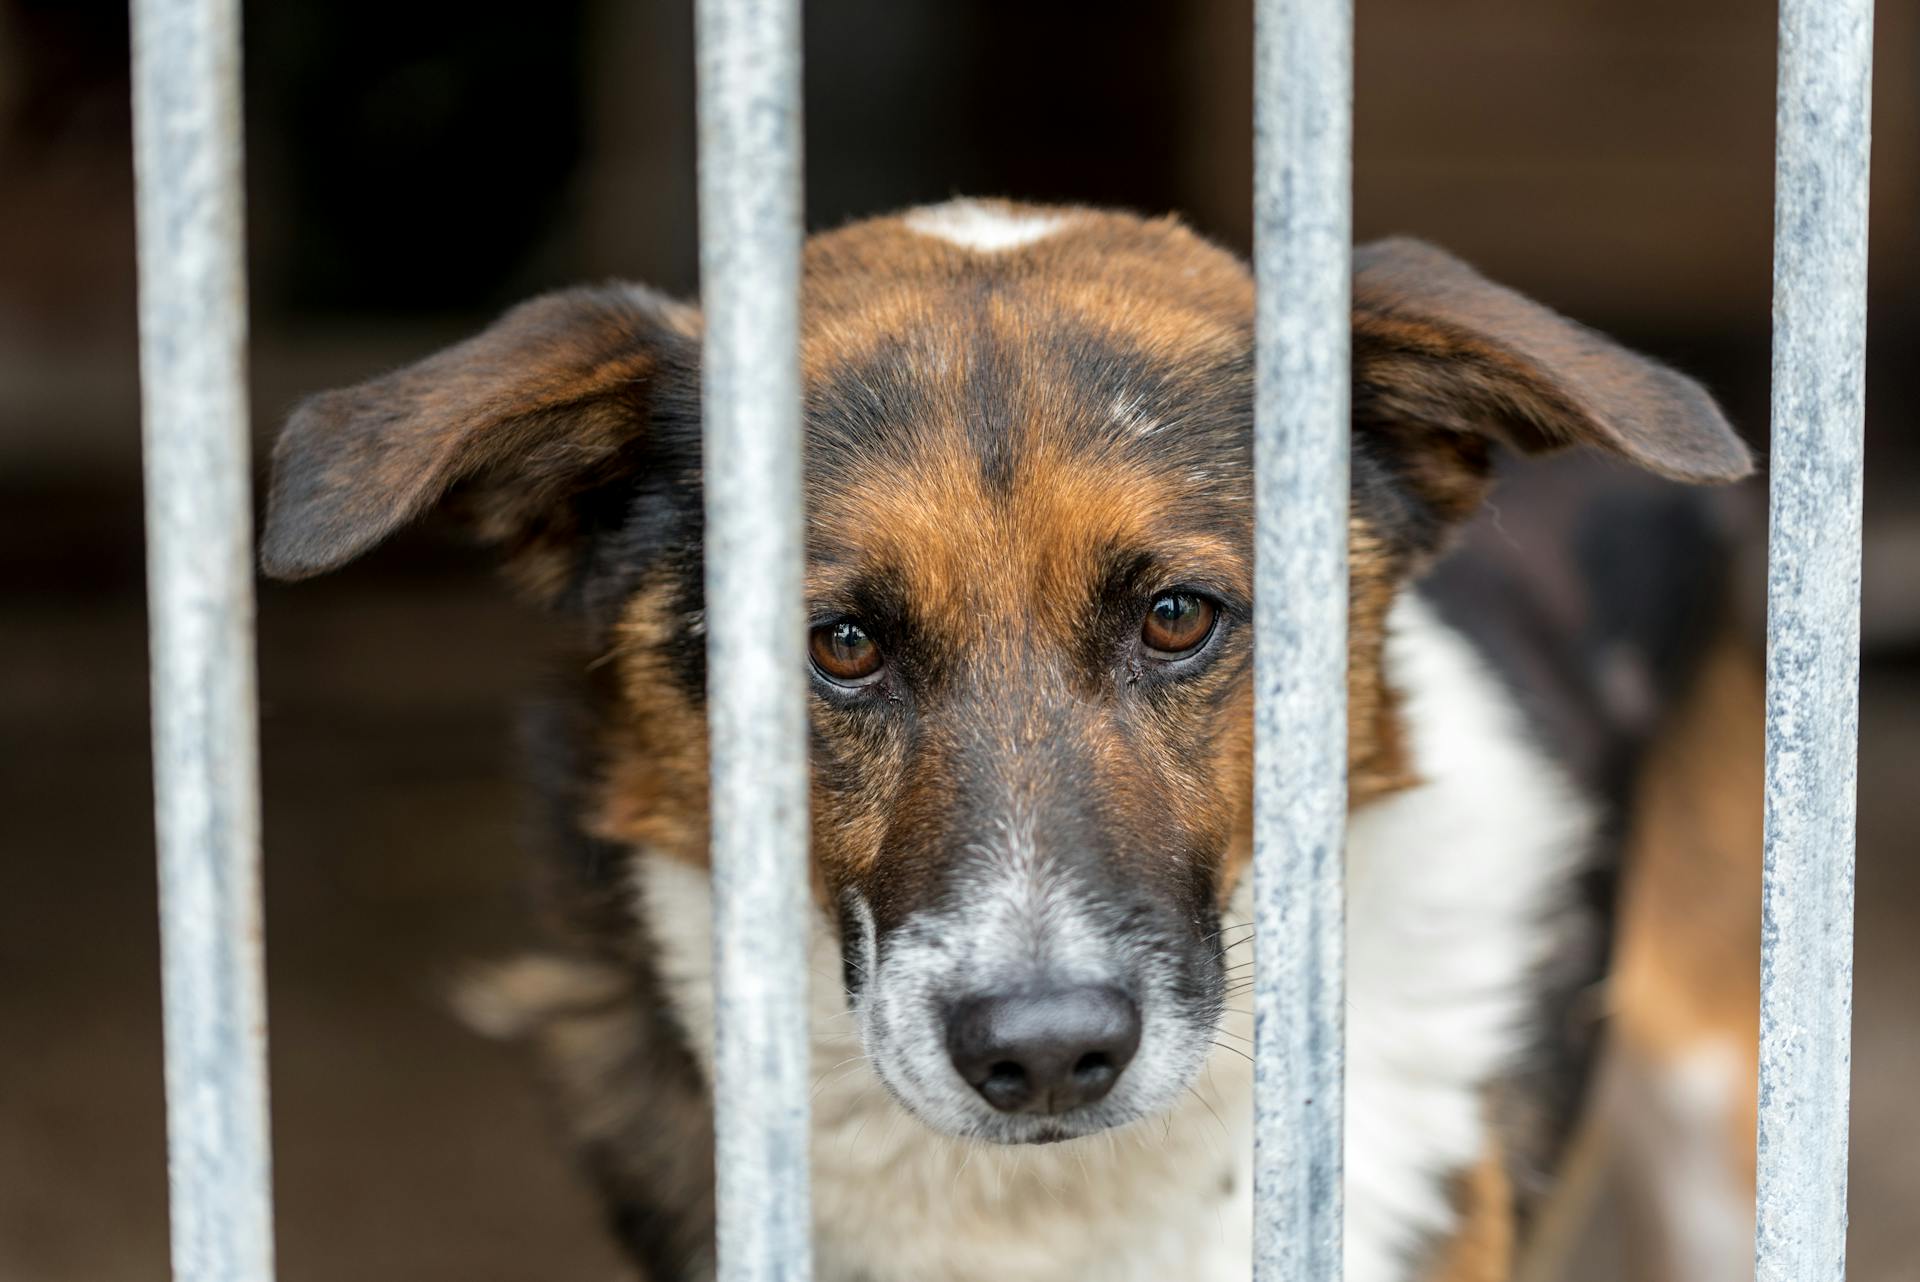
[904,199,1071,253]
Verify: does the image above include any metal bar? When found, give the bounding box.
[129,0,274,1279]
[1250,0,1353,1278]
[694,0,812,1278]
[1757,0,1874,1278]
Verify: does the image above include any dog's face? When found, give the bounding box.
[787,210,1265,1141]
[261,201,1748,1146]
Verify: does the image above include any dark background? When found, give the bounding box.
[3,2,1916,1279]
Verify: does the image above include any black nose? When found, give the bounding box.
[946,985,1143,1115]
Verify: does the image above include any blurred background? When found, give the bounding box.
[2,1,1915,1279]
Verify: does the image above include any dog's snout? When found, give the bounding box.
[945,985,1142,1115]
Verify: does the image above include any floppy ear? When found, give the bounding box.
[260,283,700,596]
[1350,238,1751,526]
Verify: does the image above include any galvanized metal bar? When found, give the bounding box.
[694,0,812,1278]
[129,0,274,1279]
[1250,0,1353,1277]
[1757,1,1873,1278]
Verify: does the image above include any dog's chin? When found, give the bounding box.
[955,1110,1133,1146]
[893,1085,1152,1147]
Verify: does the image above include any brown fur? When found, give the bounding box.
[1611,634,1764,1098]
[1350,238,1751,487]
[592,583,713,865]
[261,285,702,599]
[1605,633,1764,1279]
[1427,1138,1519,1282]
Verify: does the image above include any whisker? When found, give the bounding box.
[1186,1083,1231,1140]
[1209,1040,1256,1066]
[952,1137,978,1189]
[809,1057,873,1101]
[843,1103,876,1163]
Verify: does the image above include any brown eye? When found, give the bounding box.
[810,620,883,684]
[1141,592,1216,657]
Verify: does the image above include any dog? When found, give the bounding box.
[260,199,1762,1282]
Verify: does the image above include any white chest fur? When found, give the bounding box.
[636,595,1591,1282]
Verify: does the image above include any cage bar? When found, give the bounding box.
[129,0,275,1279]
[1757,1,1874,1279]
[694,0,813,1278]
[1250,0,1354,1278]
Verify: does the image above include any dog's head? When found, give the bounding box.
[263,201,1749,1145]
